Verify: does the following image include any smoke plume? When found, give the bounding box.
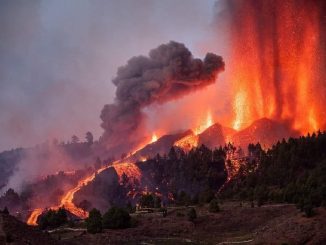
[100,41,225,154]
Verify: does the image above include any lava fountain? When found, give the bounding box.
[174,111,214,151]
[218,0,326,133]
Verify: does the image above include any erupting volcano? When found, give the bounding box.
[217,0,326,133]
[22,0,326,228]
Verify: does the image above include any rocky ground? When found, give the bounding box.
[56,202,326,245]
[2,202,326,245]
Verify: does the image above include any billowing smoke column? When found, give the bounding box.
[100,41,225,155]
[216,0,326,133]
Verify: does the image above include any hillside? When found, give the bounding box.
[231,118,300,150]
[48,203,326,244]
[0,212,65,245]
[221,131,326,211]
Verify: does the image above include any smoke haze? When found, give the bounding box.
[0,0,216,152]
[100,41,224,154]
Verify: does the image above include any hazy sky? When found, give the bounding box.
[0,0,218,151]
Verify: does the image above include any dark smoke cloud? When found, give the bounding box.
[100,41,224,154]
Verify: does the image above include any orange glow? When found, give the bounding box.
[113,162,141,183]
[194,111,213,135]
[174,111,215,151]
[27,162,114,225]
[174,132,199,152]
[232,90,249,130]
[222,0,325,134]
[27,208,43,226]
[139,156,147,162]
[151,133,158,143]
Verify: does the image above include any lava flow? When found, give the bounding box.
[26,208,43,226]
[27,162,116,225]
[113,162,141,184]
[174,111,213,151]
[27,141,148,226]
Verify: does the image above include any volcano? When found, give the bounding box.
[230,118,300,150]
[127,130,193,162]
[128,118,298,161]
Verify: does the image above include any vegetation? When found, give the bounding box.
[139,193,161,208]
[102,207,131,229]
[209,199,220,213]
[187,208,197,222]
[86,208,102,234]
[139,145,227,205]
[38,207,68,230]
[221,132,326,216]
[0,206,9,215]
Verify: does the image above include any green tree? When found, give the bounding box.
[85,132,94,144]
[139,194,155,208]
[86,208,102,233]
[102,207,130,229]
[3,206,9,215]
[71,135,80,144]
[209,199,220,213]
[187,208,197,222]
[94,157,102,170]
[38,208,67,230]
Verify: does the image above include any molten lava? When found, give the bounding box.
[26,134,154,226]
[219,0,326,133]
[174,111,214,151]
[26,208,43,226]
[174,132,199,152]
[194,111,213,135]
[113,162,141,184]
[27,163,115,225]
[151,133,158,143]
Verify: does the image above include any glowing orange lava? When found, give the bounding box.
[26,135,154,226]
[151,133,158,143]
[26,208,43,226]
[113,162,141,183]
[26,163,114,225]
[194,111,213,135]
[174,132,199,152]
[220,0,326,133]
[174,111,214,151]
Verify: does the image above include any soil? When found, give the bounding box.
[2,202,325,245]
[56,202,326,245]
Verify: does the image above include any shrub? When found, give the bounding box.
[209,199,220,213]
[5,233,14,243]
[3,206,9,215]
[139,194,154,208]
[102,207,131,229]
[187,208,197,222]
[303,203,315,217]
[126,201,136,213]
[86,208,102,233]
[38,207,68,230]
[176,211,184,217]
[160,207,167,217]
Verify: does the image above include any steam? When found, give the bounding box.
[100,41,225,154]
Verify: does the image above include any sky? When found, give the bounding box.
[0,0,220,152]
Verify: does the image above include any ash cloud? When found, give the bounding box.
[100,41,224,154]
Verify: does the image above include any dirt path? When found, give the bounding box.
[217,239,254,244]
